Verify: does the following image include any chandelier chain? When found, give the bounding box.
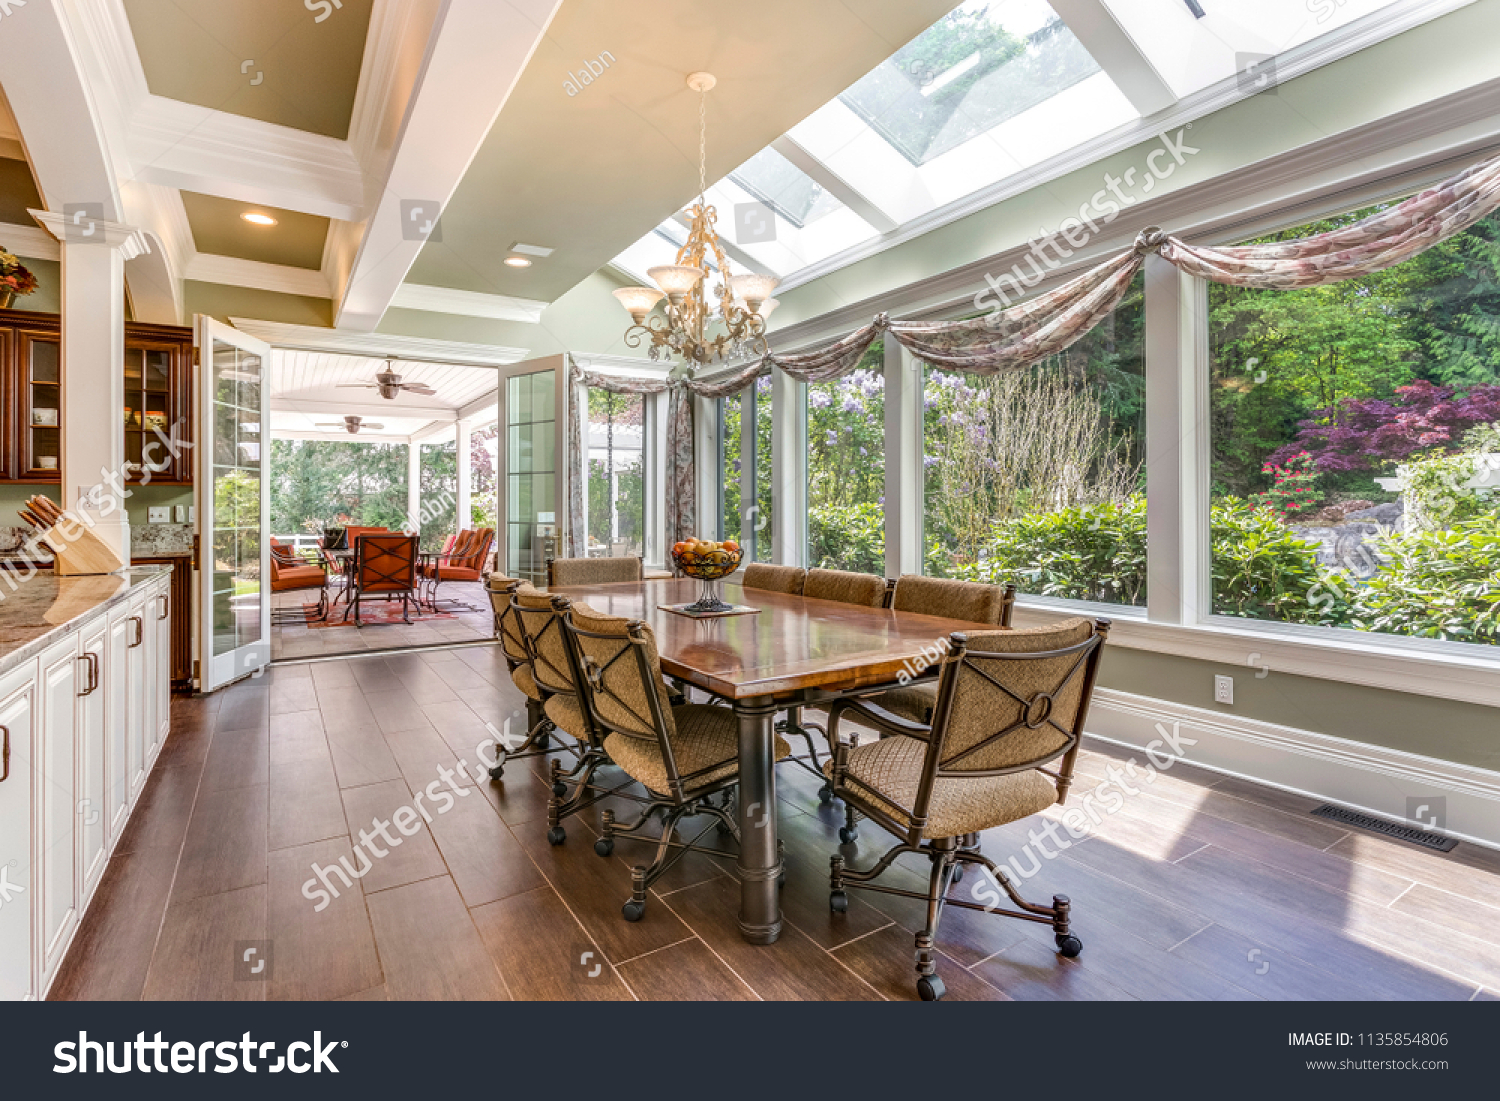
[698,86,708,206]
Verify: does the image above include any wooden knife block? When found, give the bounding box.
[40,523,127,576]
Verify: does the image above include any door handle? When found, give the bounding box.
[157,593,169,620]
[129,615,144,648]
[76,652,99,696]
[1,725,8,783]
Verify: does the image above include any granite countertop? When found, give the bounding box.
[132,523,194,558]
[0,565,172,672]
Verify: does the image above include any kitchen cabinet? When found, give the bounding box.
[0,309,194,485]
[0,568,171,1000]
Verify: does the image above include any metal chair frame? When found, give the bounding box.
[483,578,568,780]
[825,619,1110,1000]
[342,533,419,626]
[269,541,328,623]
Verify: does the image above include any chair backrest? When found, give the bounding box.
[741,563,805,595]
[514,588,583,697]
[547,555,643,587]
[354,533,418,593]
[892,575,1017,627]
[922,618,1108,800]
[463,528,495,571]
[486,576,532,666]
[803,568,888,608]
[344,526,390,549]
[563,604,707,798]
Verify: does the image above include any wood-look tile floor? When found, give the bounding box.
[271,582,494,660]
[50,645,1500,1001]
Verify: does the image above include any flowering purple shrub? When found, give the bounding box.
[1268,380,1500,473]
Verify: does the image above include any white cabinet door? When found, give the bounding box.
[0,663,36,1001]
[125,600,148,799]
[153,583,171,745]
[77,619,108,900]
[106,608,136,830]
[37,634,79,988]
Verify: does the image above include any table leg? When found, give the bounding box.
[735,695,781,944]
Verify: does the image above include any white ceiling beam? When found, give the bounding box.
[770,136,899,235]
[1040,0,1179,117]
[186,254,333,299]
[229,318,528,365]
[390,283,547,323]
[272,398,456,420]
[0,223,61,262]
[274,430,414,444]
[456,392,499,422]
[408,419,459,445]
[334,0,564,331]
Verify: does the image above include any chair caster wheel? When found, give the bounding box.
[552,782,569,798]
[546,827,566,846]
[594,838,614,857]
[818,784,833,804]
[839,826,857,844]
[830,890,849,913]
[1056,934,1083,958]
[917,975,946,1001]
[951,865,964,885]
[621,900,645,922]
[488,764,504,780]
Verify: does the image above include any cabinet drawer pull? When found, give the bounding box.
[157,593,169,620]
[76,652,99,696]
[1,725,8,783]
[129,615,144,648]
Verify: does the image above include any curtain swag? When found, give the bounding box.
[563,148,1500,555]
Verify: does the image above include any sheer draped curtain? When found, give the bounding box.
[565,149,1500,562]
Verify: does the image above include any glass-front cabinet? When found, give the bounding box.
[0,309,194,485]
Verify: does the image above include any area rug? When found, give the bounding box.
[303,599,459,627]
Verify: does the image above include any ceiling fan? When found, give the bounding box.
[316,415,384,435]
[336,357,436,400]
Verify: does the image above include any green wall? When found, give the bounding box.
[1097,647,1500,773]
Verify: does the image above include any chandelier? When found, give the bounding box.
[612,72,781,374]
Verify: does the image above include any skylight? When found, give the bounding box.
[728,147,841,229]
[838,0,1107,167]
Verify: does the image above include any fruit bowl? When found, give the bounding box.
[671,538,743,612]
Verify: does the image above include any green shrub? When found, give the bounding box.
[1401,451,1500,531]
[1343,517,1500,644]
[807,502,886,573]
[954,498,1147,605]
[1211,497,1334,624]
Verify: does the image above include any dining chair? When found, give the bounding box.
[483,575,563,780]
[514,589,636,842]
[741,562,805,595]
[546,555,643,587]
[780,568,891,791]
[872,577,1019,726]
[343,533,419,626]
[269,538,329,622]
[824,617,1110,1000]
[561,601,792,922]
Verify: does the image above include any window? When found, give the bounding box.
[585,389,647,559]
[922,272,1146,604]
[807,342,885,571]
[717,377,773,559]
[1209,208,1500,647]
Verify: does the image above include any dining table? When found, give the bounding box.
[546,576,1007,946]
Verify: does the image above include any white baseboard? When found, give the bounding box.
[1085,688,1500,851]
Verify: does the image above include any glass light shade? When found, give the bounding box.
[730,272,781,309]
[612,285,665,322]
[647,264,707,297]
[757,297,780,321]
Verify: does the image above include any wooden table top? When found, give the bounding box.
[547,577,1004,701]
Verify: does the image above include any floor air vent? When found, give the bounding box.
[1311,804,1458,851]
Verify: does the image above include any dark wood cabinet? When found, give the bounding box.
[132,555,194,688]
[0,309,194,486]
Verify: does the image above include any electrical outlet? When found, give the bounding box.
[1214,675,1234,705]
[147,506,170,523]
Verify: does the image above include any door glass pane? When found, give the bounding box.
[210,339,264,657]
[506,369,556,586]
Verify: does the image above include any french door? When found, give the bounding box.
[195,318,272,690]
[495,360,566,586]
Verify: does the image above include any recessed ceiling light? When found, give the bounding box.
[504,255,532,268]
[241,212,277,226]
